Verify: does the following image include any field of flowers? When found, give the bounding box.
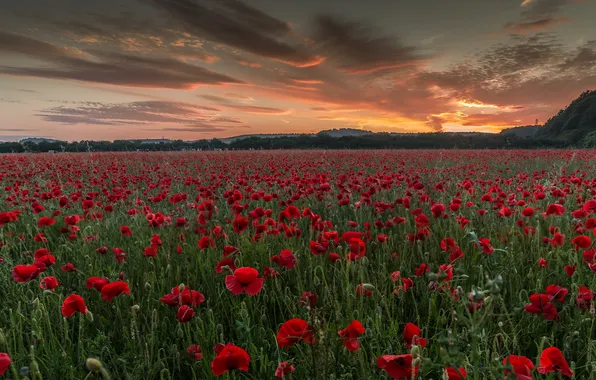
[1,150,595,379]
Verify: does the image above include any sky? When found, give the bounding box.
[0,0,595,141]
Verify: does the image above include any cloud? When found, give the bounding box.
[36,101,244,127]
[55,14,219,62]
[227,105,290,115]
[413,34,596,130]
[521,0,579,20]
[0,31,242,89]
[311,15,428,74]
[503,18,567,34]
[199,93,289,114]
[503,0,581,33]
[0,98,23,104]
[146,0,323,67]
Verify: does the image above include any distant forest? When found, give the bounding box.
[0,133,567,153]
[1,90,595,153]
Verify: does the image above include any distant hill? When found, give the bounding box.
[20,137,59,144]
[499,125,541,138]
[219,128,372,144]
[536,90,596,145]
[317,128,373,137]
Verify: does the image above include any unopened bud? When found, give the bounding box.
[86,358,103,372]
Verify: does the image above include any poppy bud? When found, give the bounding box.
[144,282,151,291]
[86,358,103,372]
[85,311,94,322]
[131,305,140,313]
[411,345,420,359]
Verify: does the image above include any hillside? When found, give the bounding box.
[499,125,541,138]
[536,90,596,145]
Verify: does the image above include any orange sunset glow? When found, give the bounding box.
[1,0,595,141]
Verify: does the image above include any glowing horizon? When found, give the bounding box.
[0,0,595,141]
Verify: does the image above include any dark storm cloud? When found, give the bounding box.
[311,15,427,74]
[0,31,242,88]
[145,0,322,67]
[36,101,244,126]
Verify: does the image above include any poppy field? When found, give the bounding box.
[1,149,596,379]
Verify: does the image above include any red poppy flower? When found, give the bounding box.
[198,235,215,249]
[545,284,568,303]
[12,264,42,283]
[160,285,205,307]
[62,294,88,318]
[477,238,494,254]
[211,343,250,376]
[216,257,236,273]
[538,258,548,268]
[550,232,565,247]
[564,264,576,277]
[338,320,365,352]
[276,318,315,348]
[233,216,249,233]
[143,245,158,257]
[177,305,195,323]
[275,361,295,378]
[300,291,318,308]
[576,286,593,310]
[101,281,130,301]
[225,267,264,296]
[545,204,565,216]
[329,252,341,262]
[179,287,205,307]
[377,354,418,379]
[309,240,328,255]
[186,344,202,361]
[521,207,534,217]
[40,276,59,291]
[571,235,591,250]
[347,238,366,261]
[223,245,239,256]
[120,225,132,236]
[86,276,109,291]
[61,262,78,272]
[502,355,534,380]
[537,347,573,377]
[414,263,429,276]
[445,367,467,380]
[0,353,11,376]
[271,250,297,269]
[64,215,80,225]
[37,216,55,227]
[356,283,373,297]
[403,323,427,348]
[524,293,558,320]
[113,248,127,263]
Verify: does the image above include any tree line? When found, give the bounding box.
[0,133,571,154]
